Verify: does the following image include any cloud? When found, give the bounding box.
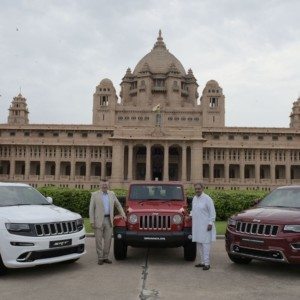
[0,0,299,127]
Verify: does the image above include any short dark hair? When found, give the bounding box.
[194,182,204,189]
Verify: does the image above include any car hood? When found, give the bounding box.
[233,207,300,223]
[0,205,81,223]
[127,201,185,214]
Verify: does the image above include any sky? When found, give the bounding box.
[0,0,300,127]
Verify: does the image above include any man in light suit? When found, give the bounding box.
[89,181,126,265]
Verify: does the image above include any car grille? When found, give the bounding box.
[35,221,78,236]
[236,221,279,236]
[139,215,171,230]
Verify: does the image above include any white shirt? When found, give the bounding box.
[191,193,216,243]
[102,192,110,215]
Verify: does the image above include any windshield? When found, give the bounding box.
[129,185,183,201]
[0,186,50,207]
[258,188,300,209]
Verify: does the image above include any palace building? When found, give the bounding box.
[1,31,300,190]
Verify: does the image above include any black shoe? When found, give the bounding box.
[103,259,112,264]
[195,263,205,267]
[98,260,104,265]
[203,265,210,270]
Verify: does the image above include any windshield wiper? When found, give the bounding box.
[137,199,162,204]
[160,200,182,203]
[1,203,32,206]
[261,205,290,208]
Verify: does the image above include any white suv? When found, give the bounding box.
[0,183,86,275]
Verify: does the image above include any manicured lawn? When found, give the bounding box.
[215,221,227,235]
[84,218,227,235]
[84,218,92,233]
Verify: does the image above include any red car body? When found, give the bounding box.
[226,186,300,264]
[113,182,196,261]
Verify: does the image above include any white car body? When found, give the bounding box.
[0,183,86,269]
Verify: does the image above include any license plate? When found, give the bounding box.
[143,237,166,241]
[241,238,265,247]
[49,239,72,248]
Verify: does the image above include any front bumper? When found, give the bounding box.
[0,229,86,268]
[225,228,300,264]
[114,227,193,247]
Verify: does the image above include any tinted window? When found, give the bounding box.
[129,185,183,200]
[0,186,49,207]
[259,188,300,208]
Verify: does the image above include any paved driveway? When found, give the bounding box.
[1,238,299,300]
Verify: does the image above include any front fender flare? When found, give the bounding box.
[114,215,126,227]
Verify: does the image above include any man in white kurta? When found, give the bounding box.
[191,183,216,270]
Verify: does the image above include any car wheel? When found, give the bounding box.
[0,254,8,276]
[114,239,127,260]
[228,253,252,264]
[184,242,196,261]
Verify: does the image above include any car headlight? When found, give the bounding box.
[76,218,84,231]
[5,223,31,232]
[173,214,183,225]
[129,214,138,224]
[284,225,300,233]
[228,218,237,227]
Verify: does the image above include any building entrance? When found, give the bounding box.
[151,146,163,180]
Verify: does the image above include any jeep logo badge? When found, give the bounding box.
[253,219,261,222]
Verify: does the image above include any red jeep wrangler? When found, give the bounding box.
[113,183,196,261]
[226,186,300,264]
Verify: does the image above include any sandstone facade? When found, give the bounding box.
[1,31,300,190]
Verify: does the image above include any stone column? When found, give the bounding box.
[224,149,229,183]
[25,145,30,179]
[55,146,61,181]
[128,144,133,181]
[181,143,187,182]
[86,147,91,181]
[240,149,245,183]
[70,147,76,181]
[190,141,202,183]
[286,149,291,184]
[270,150,276,184]
[209,149,214,183]
[111,141,124,186]
[146,143,151,181]
[163,142,169,181]
[255,149,260,184]
[9,146,15,180]
[101,147,106,179]
[40,146,45,179]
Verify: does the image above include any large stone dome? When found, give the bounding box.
[133,30,186,76]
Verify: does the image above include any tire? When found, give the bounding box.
[228,253,252,264]
[114,239,127,260]
[184,242,196,261]
[0,254,8,276]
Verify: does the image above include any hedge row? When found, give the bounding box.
[38,187,268,221]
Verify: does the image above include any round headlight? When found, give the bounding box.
[129,214,138,224]
[172,214,182,225]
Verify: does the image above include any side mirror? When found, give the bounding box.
[46,196,53,204]
[254,198,261,205]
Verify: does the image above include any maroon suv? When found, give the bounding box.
[226,186,300,264]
